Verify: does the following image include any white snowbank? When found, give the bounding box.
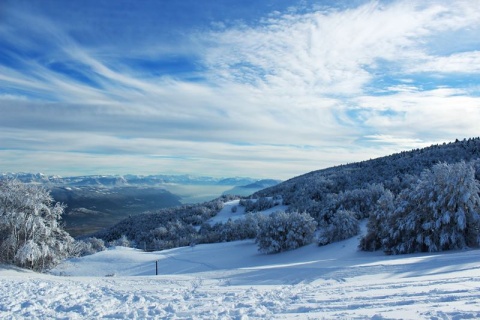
[1,232,480,319]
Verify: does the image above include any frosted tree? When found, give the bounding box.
[384,162,480,254]
[0,179,74,271]
[73,237,106,256]
[256,211,317,254]
[112,234,132,247]
[335,184,386,219]
[226,213,262,241]
[317,210,360,246]
[360,190,395,251]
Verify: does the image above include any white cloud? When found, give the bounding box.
[200,1,449,95]
[363,134,431,149]
[354,88,480,143]
[1,1,480,178]
[0,128,363,179]
[409,51,480,73]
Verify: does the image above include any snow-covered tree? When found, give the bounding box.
[383,162,480,254]
[73,237,106,256]
[240,197,276,213]
[0,180,74,271]
[256,211,317,254]
[335,184,386,219]
[111,234,132,247]
[360,190,395,251]
[317,210,360,246]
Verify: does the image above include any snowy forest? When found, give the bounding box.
[98,137,480,254]
[1,137,480,271]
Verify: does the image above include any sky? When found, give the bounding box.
[1,0,480,180]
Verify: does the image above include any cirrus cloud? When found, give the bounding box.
[0,0,479,179]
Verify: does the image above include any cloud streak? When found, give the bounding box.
[0,0,479,179]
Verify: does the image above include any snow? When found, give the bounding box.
[208,199,288,224]
[1,230,480,319]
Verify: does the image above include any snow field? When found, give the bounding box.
[1,230,480,319]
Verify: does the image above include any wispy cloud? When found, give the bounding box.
[0,0,479,179]
[409,51,480,73]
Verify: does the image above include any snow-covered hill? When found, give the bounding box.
[1,229,479,319]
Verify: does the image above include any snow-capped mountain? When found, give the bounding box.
[0,172,261,188]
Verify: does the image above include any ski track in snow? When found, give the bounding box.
[1,233,480,319]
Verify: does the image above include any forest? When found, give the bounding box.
[1,137,479,271]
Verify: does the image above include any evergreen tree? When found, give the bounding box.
[383,162,480,254]
[360,190,395,251]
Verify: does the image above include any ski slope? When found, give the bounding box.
[1,232,480,319]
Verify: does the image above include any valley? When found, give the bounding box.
[0,173,280,237]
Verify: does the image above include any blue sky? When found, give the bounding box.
[1,0,480,179]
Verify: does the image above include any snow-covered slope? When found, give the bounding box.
[208,199,288,225]
[1,232,480,319]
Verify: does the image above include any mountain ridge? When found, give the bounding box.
[0,173,263,187]
[255,137,480,199]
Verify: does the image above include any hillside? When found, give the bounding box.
[97,137,480,254]
[255,137,480,199]
[1,138,480,319]
[1,228,479,319]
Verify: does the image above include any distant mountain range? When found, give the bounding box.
[0,173,270,188]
